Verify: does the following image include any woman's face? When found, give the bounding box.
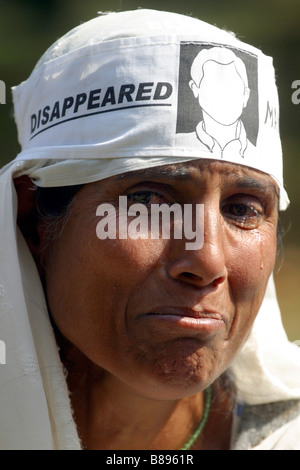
[41,160,279,400]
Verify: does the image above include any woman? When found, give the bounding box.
[1,9,300,450]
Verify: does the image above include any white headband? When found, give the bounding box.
[12,9,289,209]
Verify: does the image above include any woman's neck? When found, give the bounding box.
[69,362,205,450]
[58,334,233,450]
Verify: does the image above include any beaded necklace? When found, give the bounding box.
[180,386,212,450]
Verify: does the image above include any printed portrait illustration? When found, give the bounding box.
[176,43,259,160]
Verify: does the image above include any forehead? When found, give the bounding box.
[114,159,279,195]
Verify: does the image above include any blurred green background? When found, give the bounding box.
[0,0,299,341]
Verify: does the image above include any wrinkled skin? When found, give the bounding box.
[40,160,278,403]
[17,159,279,448]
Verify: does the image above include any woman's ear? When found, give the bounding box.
[14,175,42,266]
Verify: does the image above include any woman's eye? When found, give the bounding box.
[127,191,165,206]
[222,201,262,228]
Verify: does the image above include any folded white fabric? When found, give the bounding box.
[1,9,299,450]
[12,9,288,209]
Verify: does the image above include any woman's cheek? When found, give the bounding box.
[227,228,277,297]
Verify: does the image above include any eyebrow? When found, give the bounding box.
[114,165,279,200]
[228,174,279,199]
[114,165,193,182]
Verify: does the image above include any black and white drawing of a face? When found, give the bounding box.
[176,43,259,159]
[189,47,250,126]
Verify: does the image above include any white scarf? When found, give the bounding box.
[1,9,300,450]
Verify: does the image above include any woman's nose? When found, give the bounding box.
[167,204,227,289]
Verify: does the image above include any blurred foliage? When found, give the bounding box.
[0,0,299,339]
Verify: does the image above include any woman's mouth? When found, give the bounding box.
[139,307,226,338]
